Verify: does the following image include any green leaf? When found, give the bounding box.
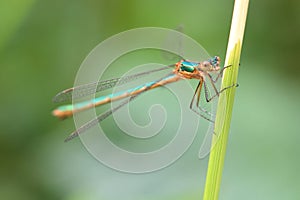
[203,0,249,199]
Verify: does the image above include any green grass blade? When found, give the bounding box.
[203,0,249,199]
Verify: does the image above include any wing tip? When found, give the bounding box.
[64,133,77,142]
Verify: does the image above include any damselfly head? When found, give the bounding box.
[200,56,220,72]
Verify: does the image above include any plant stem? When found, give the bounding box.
[203,0,249,199]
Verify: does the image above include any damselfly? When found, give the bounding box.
[52,56,235,142]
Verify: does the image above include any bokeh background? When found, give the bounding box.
[1,0,300,199]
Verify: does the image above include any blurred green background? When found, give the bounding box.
[1,0,300,199]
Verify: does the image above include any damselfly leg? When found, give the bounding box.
[189,64,238,123]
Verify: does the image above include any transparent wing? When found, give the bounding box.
[64,94,140,142]
[63,72,178,142]
[53,64,173,103]
[162,24,185,61]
